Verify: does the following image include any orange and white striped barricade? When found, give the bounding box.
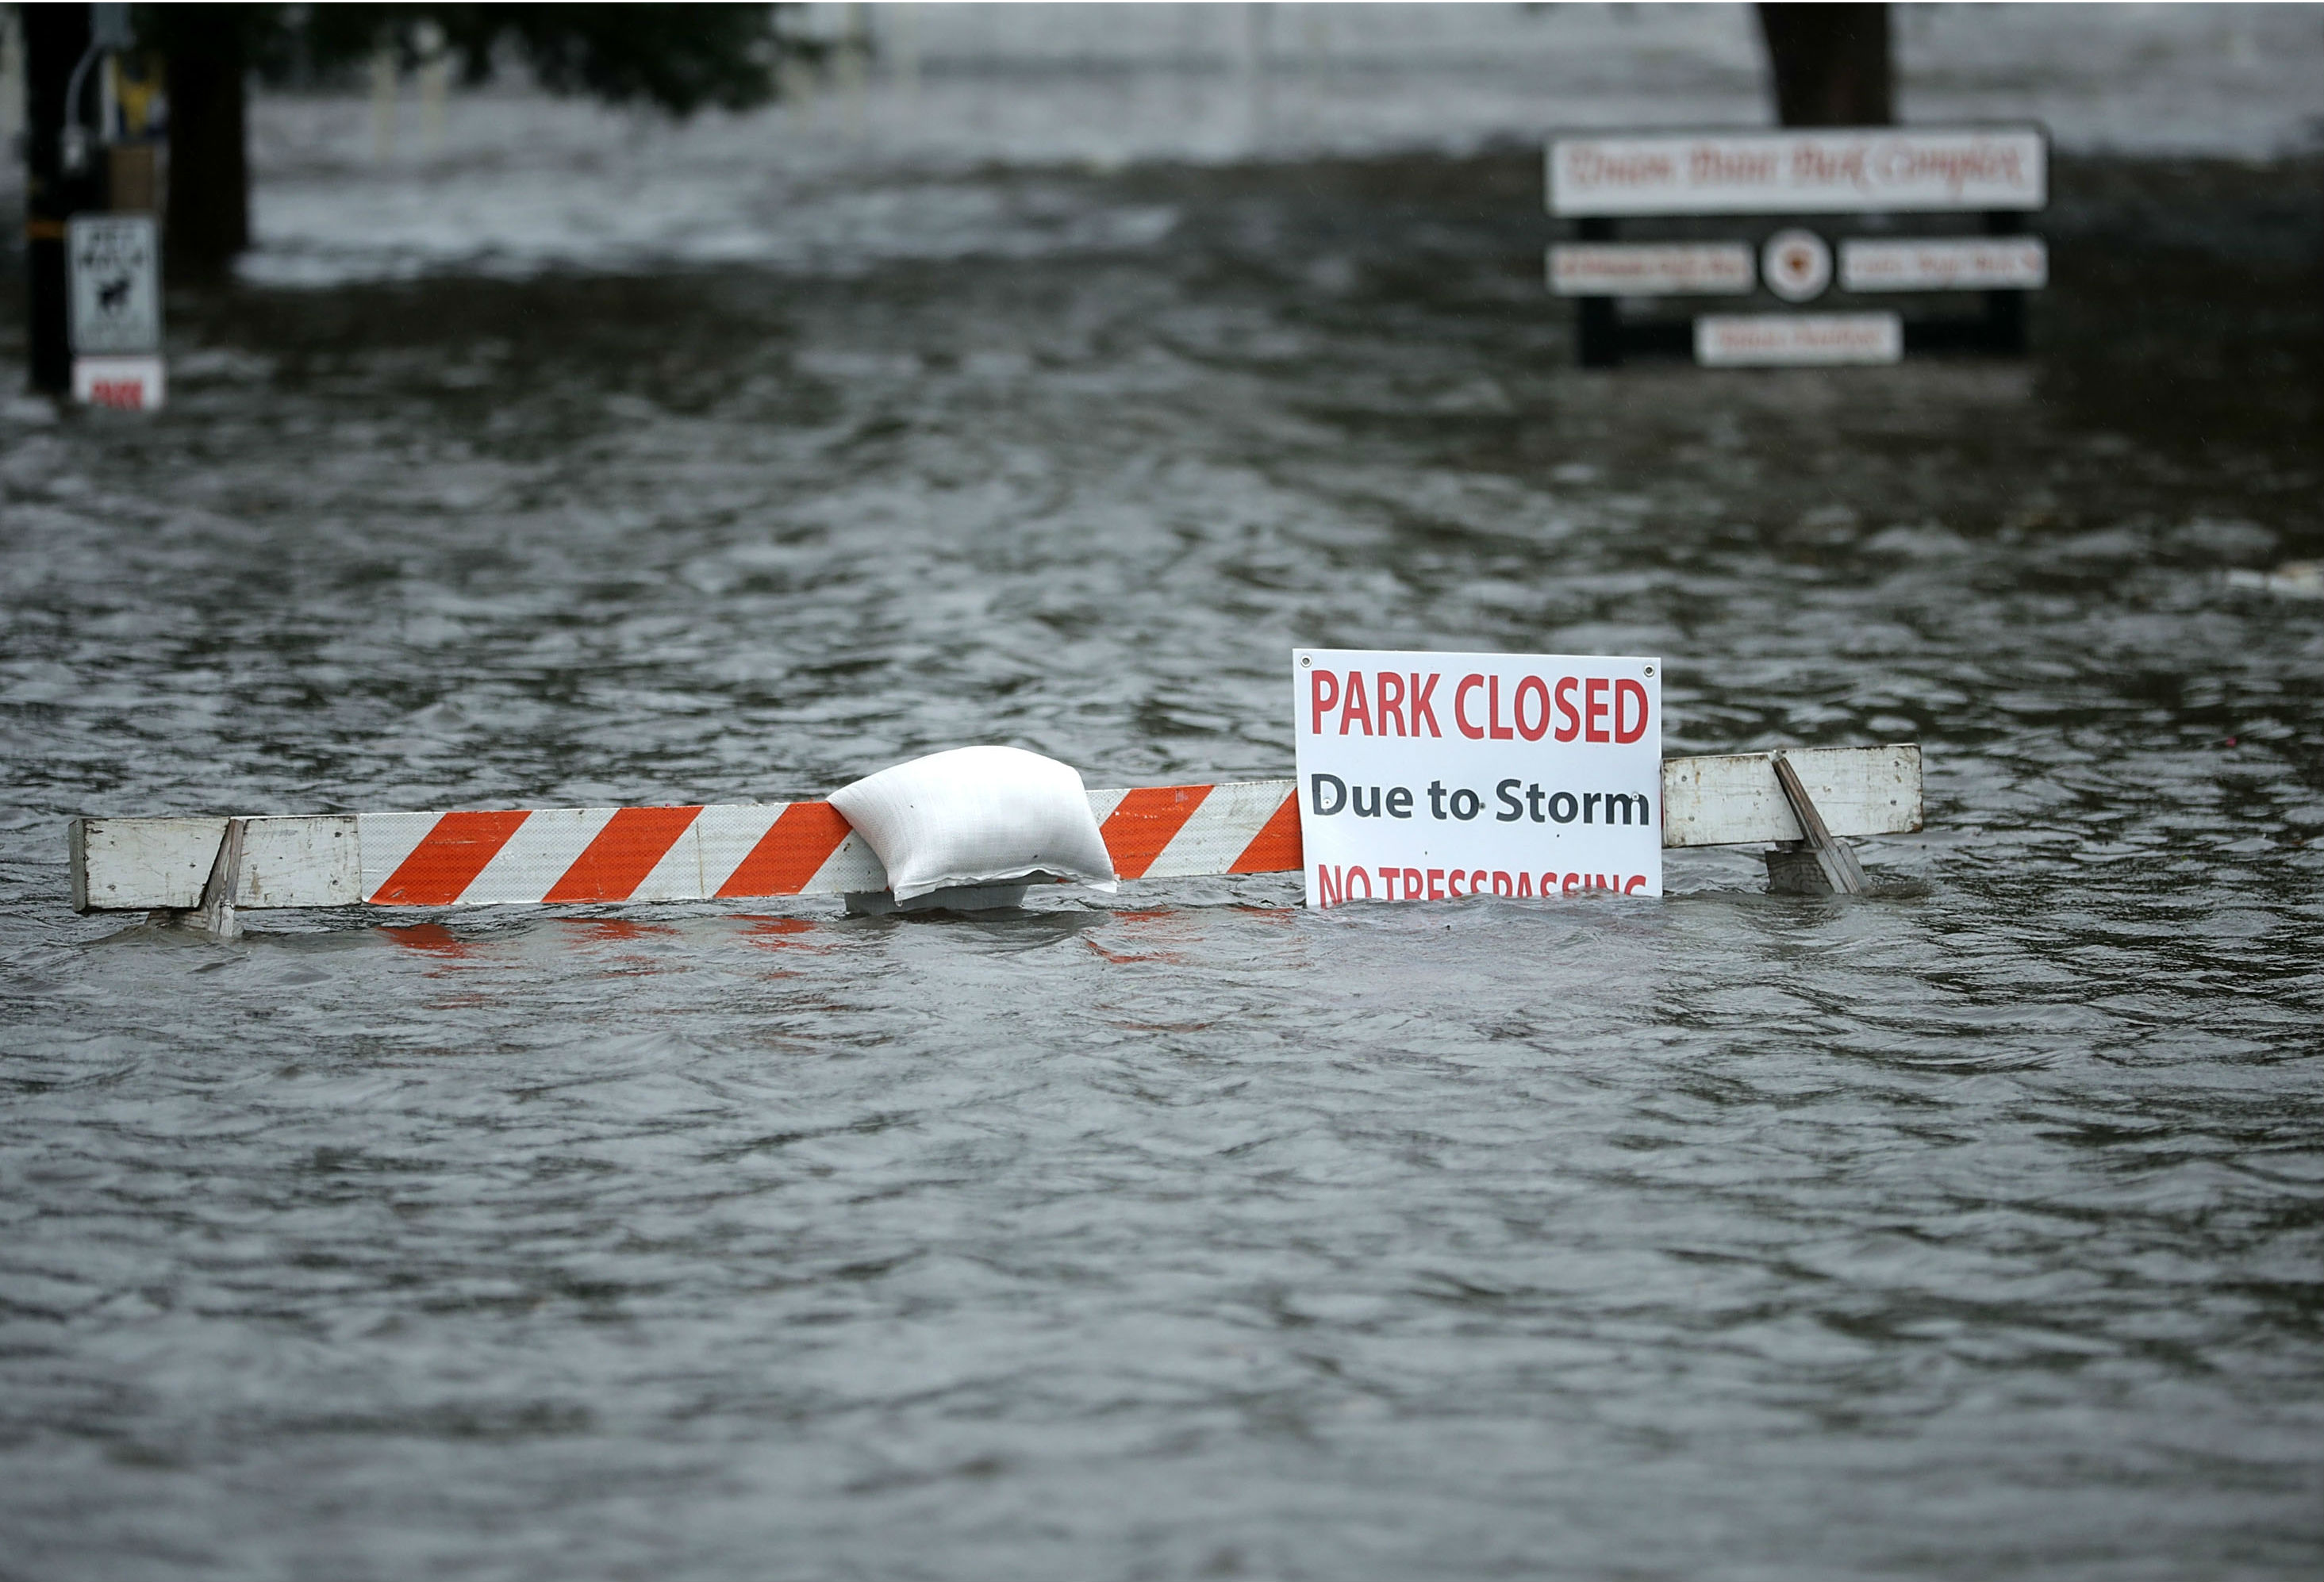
[69,747,1921,934]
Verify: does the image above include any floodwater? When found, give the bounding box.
[3,142,2322,1579]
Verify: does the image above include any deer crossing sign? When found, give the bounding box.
[1292,649,1661,908]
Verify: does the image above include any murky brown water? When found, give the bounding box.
[2,149,2321,1579]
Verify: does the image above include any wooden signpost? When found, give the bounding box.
[1546,125,2047,368]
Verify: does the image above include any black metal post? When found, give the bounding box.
[24,5,98,393]
[1575,217,1619,369]
[1983,209,2028,355]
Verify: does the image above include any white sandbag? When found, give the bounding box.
[828,746,1119,903]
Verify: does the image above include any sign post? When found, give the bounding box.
[66,212,165,409]
[1293,650,1661,908]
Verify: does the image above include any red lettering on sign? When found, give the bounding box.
[1404,867,1423,900]
[1454,674,1486,740]
[1514,675,1550,741]
[1446,869,1465,897]
[1565,146,1677,189]
[1492,870,1513,897]
[1310,669,1338,735]
[1376,670,1407,736]
[1317,864,1343,908]
[1339,670,1372,736]
[1486,675,1515,740]
[1427,869,1446,900]
[1411,673,1441,737]
[1614,678,1649,743]
[1585,678,1611,742]
[1554,678,1581,742]
[1377,866,1400,900]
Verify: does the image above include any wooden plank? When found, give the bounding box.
[69,747,1926,912]
[1661,745,1921,847]
[71,816,228,910]
[1770,751,1869,895]
[238,816,361,908]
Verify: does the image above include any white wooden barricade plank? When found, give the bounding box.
[691,803,789,893]
[71,816,228,909]
[1143,780,1300,880]
[68,748,1925,913]
[239,816,360,907]
[463,808,620,905]
[1661,745,1921,848]
[801,831,884,893]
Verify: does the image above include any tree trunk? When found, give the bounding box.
[164,6,250,279]
[23,4,96,391]
[1757,3,1892,127]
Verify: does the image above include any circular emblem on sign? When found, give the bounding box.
[1762,228,1833,303]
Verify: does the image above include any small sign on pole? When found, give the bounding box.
[66,212,164,410]
[1293,650,1661,908]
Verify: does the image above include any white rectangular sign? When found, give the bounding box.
[1695,313,1903,367]
[1548,241,1754,297]
[1839,236,2047,292]
[1548,127,2046,217]
[71,354,167,410]
[1293,649,1661,908]
[66,213,163,355]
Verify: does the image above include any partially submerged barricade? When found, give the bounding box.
[69,745,1923,937]
[1546,125,2048,367]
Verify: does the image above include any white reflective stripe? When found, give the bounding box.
[70,754,1931,913]
[1144,780,1294,878]
[463,807,617,904]
[357,811,443,897]
[633,824,709,903]
[1084,788,1130,823]
[806,832,886,894]
[694,804,791,894]
[1549,241,1754,297]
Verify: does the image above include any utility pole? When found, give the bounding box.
[1757,3,1892,127]
[23,5,97,393]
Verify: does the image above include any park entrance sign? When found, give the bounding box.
[1293,649,1661,908]
[1546,125,2048,368]
[1550,128,2046,216]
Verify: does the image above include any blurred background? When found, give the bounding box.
[3,7,2322,1580]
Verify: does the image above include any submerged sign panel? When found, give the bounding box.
[1293,650,1661,908]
